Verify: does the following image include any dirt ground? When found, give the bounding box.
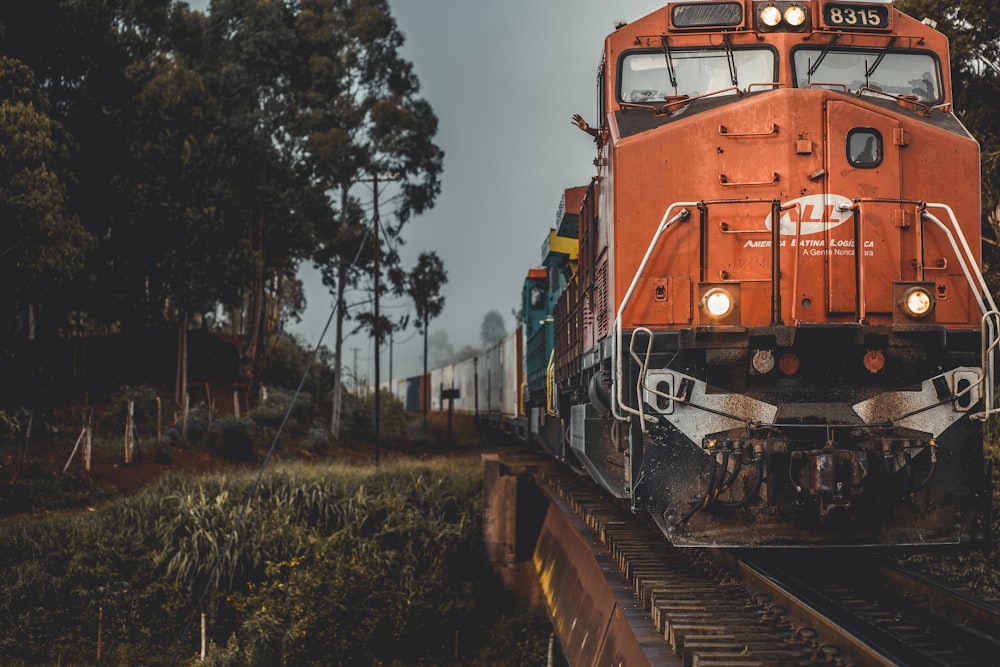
[0,411,503,520]
[88,446,235,493]
[41,411,490,482]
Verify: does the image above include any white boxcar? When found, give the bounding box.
[390,327,523,427]
[428,366,447,412]
[498,330,520,420]
[450,356,478,414]
[480,342,501,417]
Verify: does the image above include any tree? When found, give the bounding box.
[0,56,90,341]
[480,310,508,349]
[117,51,248,415]
[199,0,320,399]
[407,252,447,423]
[297,0,444,437]
[0,0,446,417]
[0,0,178,336]
[0,0,323,403]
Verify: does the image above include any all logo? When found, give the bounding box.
[764,194,854,235]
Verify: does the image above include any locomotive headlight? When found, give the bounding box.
[903,286,933,318]
[703,288,734,318]
[759,4,782,27]
[784,4,807,26]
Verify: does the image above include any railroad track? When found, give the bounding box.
[735,552,1000,667]
[539,468,1000,666]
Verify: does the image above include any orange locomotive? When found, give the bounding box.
[555,0,998,546]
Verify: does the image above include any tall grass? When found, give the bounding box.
[0,458,544,666]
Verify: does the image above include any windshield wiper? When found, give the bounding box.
[865,36,899,84]
[660,35,679,95]
[807,34,840,81]
[723,34,738,88]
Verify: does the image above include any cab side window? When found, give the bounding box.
[848,128,882,168]
[530,286,546,310]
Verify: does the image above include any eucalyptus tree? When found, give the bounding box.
[407,251,447,423]
[295,0,444,436]
[198,0,321,396]
[0,56,90,341]
[118,51,245,408]
[0,0,441,418]
[0,1,170,339]
[2,0,317,398]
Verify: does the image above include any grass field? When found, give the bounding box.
[0,457,550,666]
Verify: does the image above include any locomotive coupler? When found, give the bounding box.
[789,448,869,518]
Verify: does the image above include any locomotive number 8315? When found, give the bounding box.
[520,0,1000,548]
[401,0,998,549]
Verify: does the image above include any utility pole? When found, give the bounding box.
[359,168,399,465]
[372,171,382,466]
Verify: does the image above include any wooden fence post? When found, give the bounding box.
[124,400,135,465]
[63,427,87,473]
[84,423,92,473]
[97,606,103,660]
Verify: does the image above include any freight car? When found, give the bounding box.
[399,0,998,548]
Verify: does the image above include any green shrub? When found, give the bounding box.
[341,389,408,441]
[0,407,60,447]
[185,403,211,445]
[212,417,256,462]
[249,387,312,437]
[153,439,175,464]
[261,333,338,409]
[298,422,330,454]
[159,404,211,447]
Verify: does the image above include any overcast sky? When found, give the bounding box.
[184,0,668,382]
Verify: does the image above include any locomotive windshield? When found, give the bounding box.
[620,48,775,103]
[792,48,941,103]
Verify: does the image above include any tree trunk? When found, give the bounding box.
[242,212,267,402]
[267,273,282,335]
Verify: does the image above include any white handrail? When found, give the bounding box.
[922,205,998,314]
[922,204,1000,420]
[629,327,655,430]
[979,311,1000,421]
[613,203,695,421]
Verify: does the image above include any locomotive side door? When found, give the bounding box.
[823,100,905,318]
